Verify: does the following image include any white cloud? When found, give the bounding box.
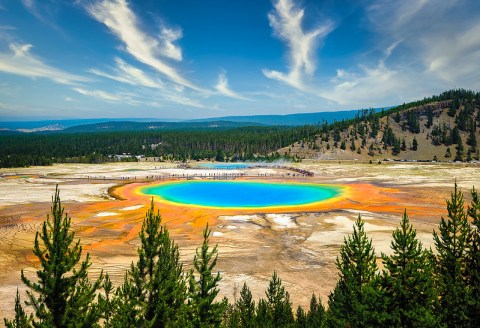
[263,0,333,91]
[425,21,480,83]
[366,0,480,87]
[73,87,133,103]
[86,0,201,91]
[0,42,89,84]
[90,57,164,89]
[215,72,250,101]
[325,0,480,107]
[159,26,182,61]
[20,0,63,31]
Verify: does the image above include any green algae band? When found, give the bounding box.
[141,181,342,208]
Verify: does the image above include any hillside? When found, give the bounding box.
[279,89,480,162]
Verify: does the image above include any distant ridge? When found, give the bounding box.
[62,120,263,133]
[0,109,377,133]
[0,118,167,131]
[188,109,365,126]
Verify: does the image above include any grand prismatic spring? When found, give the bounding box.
[140,181,344,208]
[2,161,480,318]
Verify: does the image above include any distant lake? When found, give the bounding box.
[141,180,343,208]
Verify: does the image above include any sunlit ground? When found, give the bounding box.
[1,161,479,319]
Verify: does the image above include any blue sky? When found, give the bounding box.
[1,0,480,120]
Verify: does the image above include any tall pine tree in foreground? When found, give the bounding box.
[433,183,471,326]
[262,271,294,327]
[111,200,187,327]
[236,282,256,328]
[188,224,226,327]
[327,215,381,327]
[19,186,103,327]
[466,187,480,327]
[381,210,438,327]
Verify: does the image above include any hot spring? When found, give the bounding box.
[140,180,343,208]
[195,163,255,169]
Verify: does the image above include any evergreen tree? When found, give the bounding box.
[98,274,114,327]
[263,271,294,328]
[455,139,465,161]
[223,303,240,328]
[381,210,438,327]
[20,186,103,327]
[306,293,325,327]
[392,138,401,155]
[426,108,434,128]
[445,147,452,158]
[236,283,255,328]
[412,137,418,151]
[466,121,477,148]
[451,127,461,144]
[296,306,307,327]
[111,200,187,327]
[401,138,407,151]
[188,224,226,327]
[4,289,31,328]
[368,143,375,156]
[327,216,381,327]
[433,183,471,326]
[255,299,269,327]
[466,188,480,327]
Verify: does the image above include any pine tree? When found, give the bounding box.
[20,186,103,327]
[466,121,477,148]
[236,283,255,328]
[255,299,270,327]
[381,210,438,327]
[327,216,381,327]
[188,224,226,327]
[223,302,240,328]
[455,139,465,161]
[412,137,418,151]
[306,293,325,327]
[451,127,461,144]
[466,187,480,327]
[392,138,401,155]
[445,147,452,158]
[111,200,187,327]
[433,183,471,326]
[368,143,375,156]
[296,306,307,327]
[98,274,114,327]
[4,289,31,328]
[264,271,294,328]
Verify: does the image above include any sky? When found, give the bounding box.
[0,0,480,120]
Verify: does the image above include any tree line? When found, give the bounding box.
[4,183,480,327]
[0,126,320,168]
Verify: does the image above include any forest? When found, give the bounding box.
[1,89,479,168]
[4,183,480,327]
[0,126,318,167]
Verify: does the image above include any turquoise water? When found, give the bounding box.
[142,181,341,208]
[195,163,254,169]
